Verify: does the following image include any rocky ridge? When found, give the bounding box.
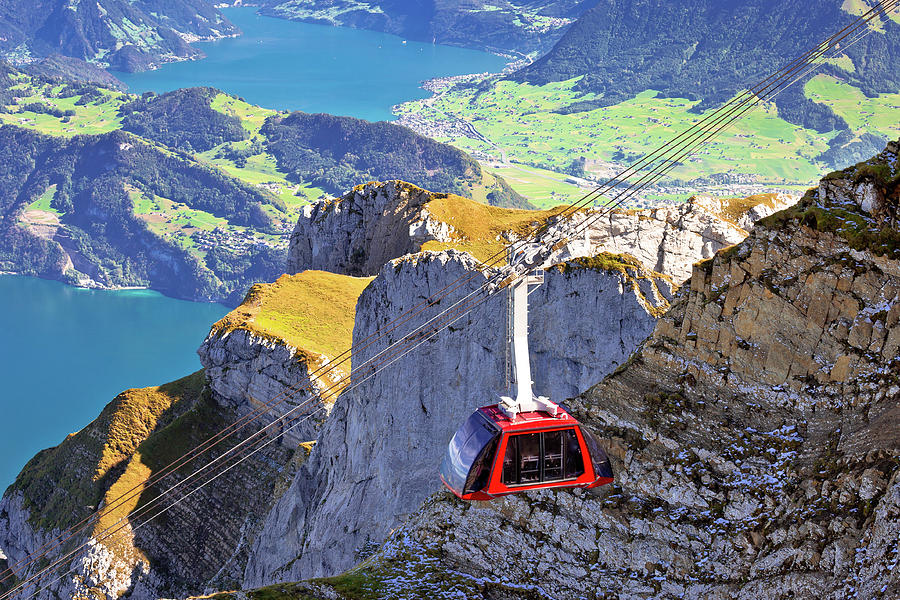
[244,248,673,586]
[242,184,792,586]
[324,141,900,598]
[289,180,795,284]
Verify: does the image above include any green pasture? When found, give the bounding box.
[804,74,900,137]
[396,78,843,189]
[0,78,124,136]
[26,185,61,214]
[210,93,279,135]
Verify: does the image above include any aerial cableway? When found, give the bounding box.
[2,1,898,596]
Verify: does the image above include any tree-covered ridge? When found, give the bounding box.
[241,0,597,55]
[260,112,528,208]
[120,88,249,153]
[513,0,900,132]
[0,125,286,303]
[0,0,238,73]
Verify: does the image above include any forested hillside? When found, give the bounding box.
[224,0,597,55]
[260,112,523,206]
[0,0,238,72]
[0,65,527,301]
[0,126,285,303]
[514,0,900,133]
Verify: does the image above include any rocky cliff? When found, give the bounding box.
[198,271,373,447]
[286,181,561,276]
[316,141,900,599]
[241,181,793,587]
[289,180,795,284]
[244,248,674,586]
[0,373,298,600]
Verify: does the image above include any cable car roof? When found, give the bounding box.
[478,404,579,432]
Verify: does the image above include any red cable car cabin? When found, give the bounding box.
[440,403,613,501]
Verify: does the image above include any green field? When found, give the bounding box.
[805,74,900,135]
[128,186,287,258]
[0,80,124,136]
[396,72,900,206]
[25,185,61,214]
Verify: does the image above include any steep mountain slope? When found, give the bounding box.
[295,139,900,598]
[0,125,285,303]
[288,180,794,282]
[230,0,598,55]
[244,248,674,586]
[514,0,900,133]
[198,270,374,445]
[0,0,238,72]
[0,371,301,600]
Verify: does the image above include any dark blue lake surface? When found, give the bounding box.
[0,275,227,492]
[116,7,508,121]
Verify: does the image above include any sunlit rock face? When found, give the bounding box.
[361,140,900,600]
[288,179,795,286]
[244,249,673,586]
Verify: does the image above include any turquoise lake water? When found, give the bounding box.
[116,7,508,122]
[0,276,227,492]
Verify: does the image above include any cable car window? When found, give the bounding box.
[543,430,563,480]
[580,426,613,479]
[502,435,518,484]
[464,436,498,494]
[518,433,541,483]
[440,411,498,495]
[564,429,585,479]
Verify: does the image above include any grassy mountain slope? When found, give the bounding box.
[1,266,376,597]
[0,0,238,72]
[212,270,373,365]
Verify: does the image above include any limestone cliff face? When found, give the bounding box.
[536,192,796,285]
[198,329,331,447]
[351,141,900,599]
[288,180,795,285]
[287,181,457,276]
[243,249,673,586]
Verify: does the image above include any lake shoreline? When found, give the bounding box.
[115,6,509,122]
